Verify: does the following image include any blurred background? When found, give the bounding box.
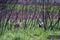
[0,0,60,40]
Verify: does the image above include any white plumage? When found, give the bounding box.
[39,22,44,28]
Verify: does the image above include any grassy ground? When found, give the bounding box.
[0,20,60,40]
[0,4,60,40]
[0,26,60,40]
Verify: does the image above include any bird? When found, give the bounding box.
[39,22,44,28]
[14,21,23,28]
